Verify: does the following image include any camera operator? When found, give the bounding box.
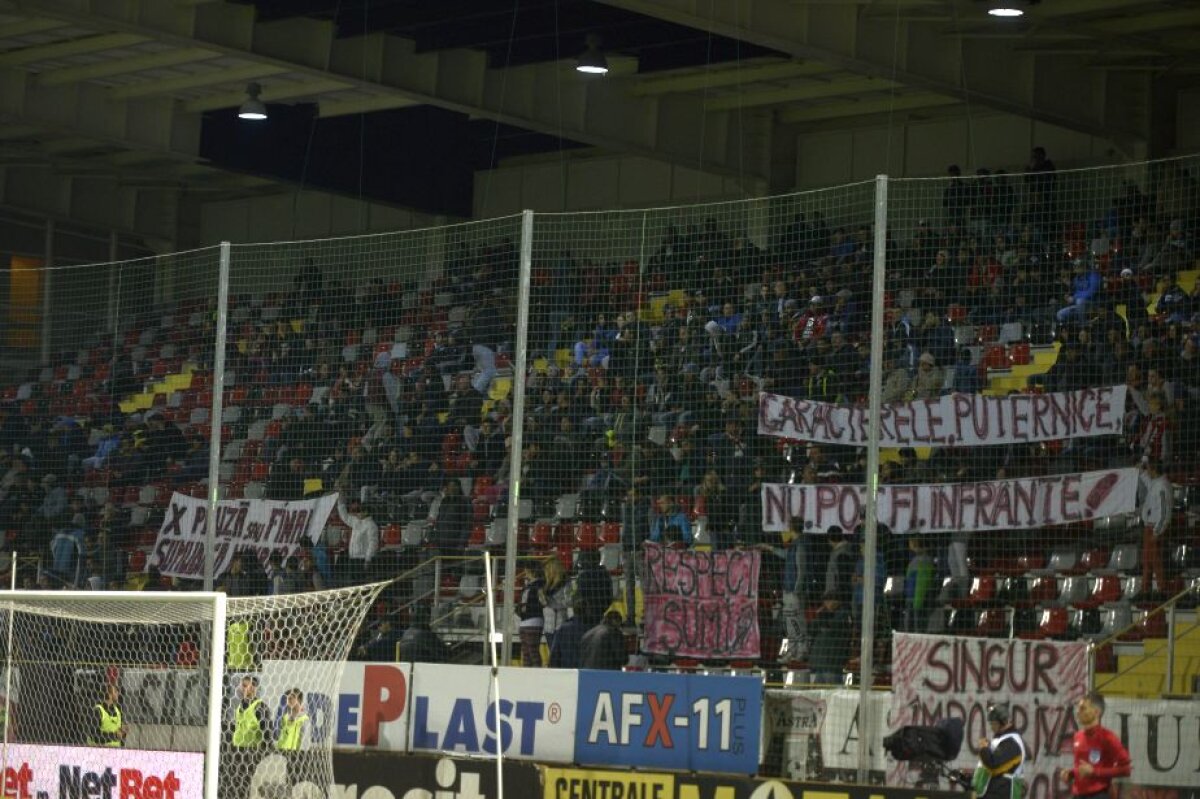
[973,703,1027,799]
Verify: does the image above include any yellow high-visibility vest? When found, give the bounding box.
[90,703,123,747]
[226,621,253,669]
[232,699,264,748]
[276,712,308,751]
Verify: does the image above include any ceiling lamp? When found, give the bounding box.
[238,82,268,120]
[576,34,609,75]
[985,0,1038,17]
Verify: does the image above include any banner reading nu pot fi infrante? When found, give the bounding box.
[761,468,1137,533]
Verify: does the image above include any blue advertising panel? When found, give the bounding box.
[573,670,762,774]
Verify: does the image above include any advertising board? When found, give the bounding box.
[408,663,577,762]
[247,750,541,799]
[0,743,204,799]
[574,669,762,774]
[541,765,960,799]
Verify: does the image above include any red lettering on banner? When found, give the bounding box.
[2,763,32,799]
[815,486,839,521]
[1095,387,1113,430]
[893,404,911,444]
[1061,474,1082,520]
[361,665,407,746]
[877,407,896,444]
[119,768,181,799]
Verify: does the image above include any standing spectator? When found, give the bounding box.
[1136,391,1172,465]
[430,479,470,560]
[1059,693,1131,797]
[904,537,935,633]
[541,558,571,654]
[340,501,379,585]
[1025,146,1057,225]
[1138,459,1171,599]
[548,604,588,668]
[808,590,852,685]
[573,550,613,627]
[579,609,627,670]
[518,564,546,667]
[777,518,809,660]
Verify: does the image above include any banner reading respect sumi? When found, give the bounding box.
[642,544,760,660]
[758,385,1125,448]
[760,468,1138,533]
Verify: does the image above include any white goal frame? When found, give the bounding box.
[0,590,228,799]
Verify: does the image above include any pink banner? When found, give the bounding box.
[642,544,761,660]
[889,633,1089,799]
[760,468,1138,533]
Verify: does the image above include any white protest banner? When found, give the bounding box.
[758,385,1125,448]
[1107,697,1200,790]
[760,467,1137,533]
[888,633,1089,799]
[149,492,339,579]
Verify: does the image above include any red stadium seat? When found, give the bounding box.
[1008,341,1032,366]
[575,521,599,551]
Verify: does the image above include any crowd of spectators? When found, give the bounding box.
[2,149,1199,667]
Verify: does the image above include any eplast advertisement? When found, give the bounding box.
[0,744,204,799]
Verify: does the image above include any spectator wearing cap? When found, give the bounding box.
[792,296,829,345]
[1111,268,1149,331]
[1056,258,1101,325]
[912,352,944,400]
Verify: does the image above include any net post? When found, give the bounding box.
[501,209,534,662]
[204,591,228,799]
[856,174,888,783]
[205,242,232,592]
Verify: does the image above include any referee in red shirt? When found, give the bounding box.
[1060,692,1131,798]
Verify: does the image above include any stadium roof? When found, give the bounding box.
[0,0,1197,231]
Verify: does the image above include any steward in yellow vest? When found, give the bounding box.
[89,685,126,747]
[276,689,307,751]
[232,676,269,749]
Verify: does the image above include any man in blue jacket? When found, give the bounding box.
[1056,258,1101,324]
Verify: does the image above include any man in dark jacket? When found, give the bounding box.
[580,610,626,670]
[974,702,1027,799]
[430,479,470,560]
[400,605,451,663]
[573,551,613,626]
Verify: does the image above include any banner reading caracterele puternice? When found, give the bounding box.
[149,492,339,579]
[760,468,1137,533]
[758,385,1125,447]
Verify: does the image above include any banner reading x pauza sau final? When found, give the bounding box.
[150,492,339,578]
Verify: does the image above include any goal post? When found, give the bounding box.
[0,582,385,799]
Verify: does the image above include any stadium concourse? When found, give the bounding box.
[2,156,1200,692]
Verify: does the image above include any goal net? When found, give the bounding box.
[0,582,385,799]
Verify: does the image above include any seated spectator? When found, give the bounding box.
[649,494,692,545]
[913,352,944,400]
[1056,258,1101,324]
[400,605,451,663]
[1155,272,1192,324]
[579,609,627,670]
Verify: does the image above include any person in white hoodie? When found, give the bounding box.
[1138,459,1172,599]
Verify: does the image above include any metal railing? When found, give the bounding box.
[1091,581,1200,695]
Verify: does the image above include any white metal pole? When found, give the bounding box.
[501,211,534,662]
[484,552,504,799]
[204,593,228,799]
[40,220,54,367]
[205,243,231,591]
[2,552,16,785]
[857,175,888,783]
